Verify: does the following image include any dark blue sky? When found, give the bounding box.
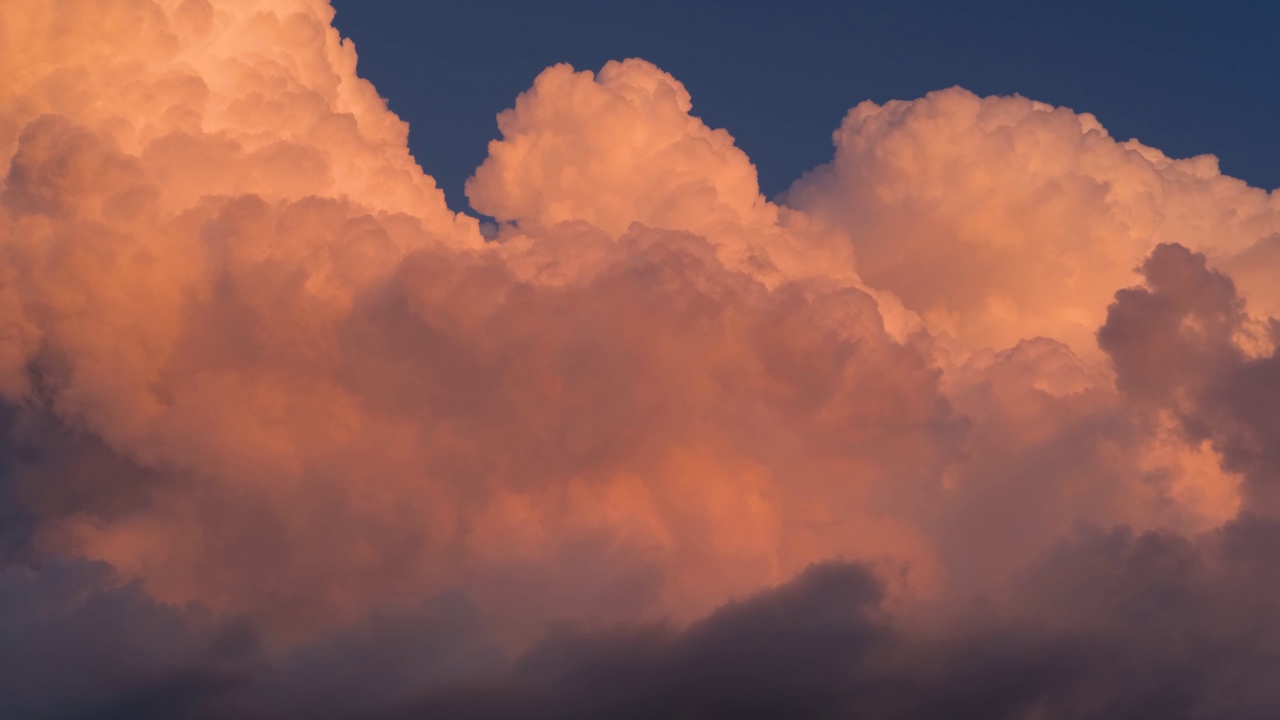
[331,1,1280,213]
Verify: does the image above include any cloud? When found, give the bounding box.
[1100,243,1280,514]
[2,1,1280,717]
[786,87,1280,358]
[402,519,1280,720]
[0,558,256,719]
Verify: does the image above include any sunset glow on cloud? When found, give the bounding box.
[3,1,1280,718]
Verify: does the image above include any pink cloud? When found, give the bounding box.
[2,1,1279,716]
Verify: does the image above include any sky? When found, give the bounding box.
[331,0,1280,210]
[3,1,1280,718]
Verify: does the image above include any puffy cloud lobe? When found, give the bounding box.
[467,60,762,238]
[787,87,1280,358]
[0,0,474,232]
[468,59,865,294]
[2,0,1280,717]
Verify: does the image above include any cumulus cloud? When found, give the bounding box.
[786,87,1280,358]
[3,1,1280,718]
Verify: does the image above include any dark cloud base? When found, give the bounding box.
[9,519,1280,719]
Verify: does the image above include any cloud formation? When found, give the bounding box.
[2,1,1280,717]
[787,88,1280,357]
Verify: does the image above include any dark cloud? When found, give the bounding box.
[395,519,1280,720]
[1100,243,1280,512]
[0,559,255,720]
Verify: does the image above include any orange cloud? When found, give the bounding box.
[3,1,1280,716]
